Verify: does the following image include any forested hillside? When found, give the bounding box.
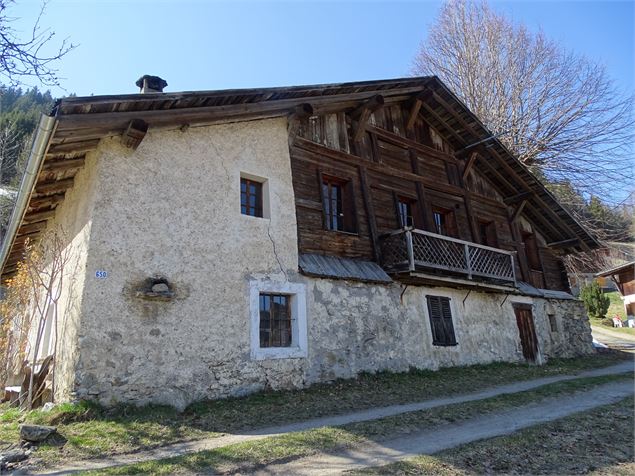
[0,86,55,186]
[0,86,56,233]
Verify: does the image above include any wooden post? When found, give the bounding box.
[359,165,381,263]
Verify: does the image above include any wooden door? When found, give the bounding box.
[514,304,538,362]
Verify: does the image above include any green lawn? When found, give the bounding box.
[589,291,635,335]
[82,374,633,475]
[355,395,634,475]
[0,353,629,467]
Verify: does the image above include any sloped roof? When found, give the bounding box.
[0,76,599,279]
[596,261,635,278]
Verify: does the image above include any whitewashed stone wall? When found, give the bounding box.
[39,151,100,401]
[54,117,593,410]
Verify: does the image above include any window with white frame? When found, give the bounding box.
[250,280,307,360]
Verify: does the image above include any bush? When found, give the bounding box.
[580,281,610,319]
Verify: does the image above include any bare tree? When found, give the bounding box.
[0,0,74,87]
[0,228,70,408]
[412,0,634,204]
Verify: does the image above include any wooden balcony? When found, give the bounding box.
[379,228,517,289]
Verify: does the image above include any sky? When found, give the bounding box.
[7,0,634,98]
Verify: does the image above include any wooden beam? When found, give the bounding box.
[511,200,527,223]
[409,149,435,231]
[34,178,74,195]
[358,166,381,262]
[294,138,466,198]
[483,145,591,251]
[503,191,533,205]
[420,102,467,145]
[546,238,580,248]
[23,210,56,224]
[47,139,100,156]
[16,221,48,236]
[287,103,314,147]
[42,157,85,171]
[57,89,424,131]
[121,119,149,149]
[351,95,385,142]
[366,125,456,163]
[427,89,481,139]
[462,152,478,181]
[405,91,432,131]
[28,193,65,210]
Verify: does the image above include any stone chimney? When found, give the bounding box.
[135,75,168,93]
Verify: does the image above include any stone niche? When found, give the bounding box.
[135,276,175,301]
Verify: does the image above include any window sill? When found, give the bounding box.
[323,228,359,237]
[432,342,459,347]
[251,346,308,361]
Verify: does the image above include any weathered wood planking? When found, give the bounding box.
[291,103,572,291]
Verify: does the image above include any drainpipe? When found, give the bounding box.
[0,114,57,275]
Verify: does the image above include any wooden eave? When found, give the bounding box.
[0,76,599,280]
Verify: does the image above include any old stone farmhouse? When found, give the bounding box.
[0,76,598,409]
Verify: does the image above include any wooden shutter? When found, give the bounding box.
[426,296,457,346]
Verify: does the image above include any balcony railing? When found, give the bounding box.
[380,228,517,286]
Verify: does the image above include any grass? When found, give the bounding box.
[0,353,629,466]
[79,373,633,475]
[589,291,635,335]
[355,395,635,475]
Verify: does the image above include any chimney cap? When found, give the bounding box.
[135,75,168,92]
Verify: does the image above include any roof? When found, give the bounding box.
[299,254,392,283]
[0,76,600,279]
[596,261,635,278]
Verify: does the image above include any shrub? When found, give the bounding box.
[580,281,610,319]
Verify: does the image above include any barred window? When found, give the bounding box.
[426,295,457,346]
[259,294,292,348]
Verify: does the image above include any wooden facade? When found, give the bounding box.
[290,101,572,291]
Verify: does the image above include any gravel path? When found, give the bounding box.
[255,379,635,475]
[38,360,634,475]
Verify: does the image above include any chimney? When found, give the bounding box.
[135,75,168,93]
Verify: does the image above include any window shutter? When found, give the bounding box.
[440,297,457,345]
[426,295,457,346]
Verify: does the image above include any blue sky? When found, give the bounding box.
[9,0,634,98]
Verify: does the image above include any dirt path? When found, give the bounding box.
[39,361,634,475]
[592,325,635,352]
[255,379,634,475]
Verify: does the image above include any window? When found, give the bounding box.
[548,314,558,333]
[397,197,416,228]
[426,295,457,346]
[259,294,292,348]
[478,220,499,248]
[432,206,458,237]
[250,281,307,360]
[241,177,263,217]
[321,175,356,233]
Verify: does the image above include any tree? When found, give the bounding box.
[0,0,74,87]
[579,281,610,320]
[412,0,634,204]
[0,228,70,408]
